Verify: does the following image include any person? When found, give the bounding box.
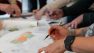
[0,0,21,16]
[38,12,94,53]
[35,0,94,28]
[28,0,47,12]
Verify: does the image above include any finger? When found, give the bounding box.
[74,22,77,29]
[33,9,39,14]
[35,14,41,20]
[50,15,59,19]
[49,25,60,34]
[71,22,76,29]
[5,8,11,14]
[71,22,77,29]
[38,48,44,53]
[6,9,12,14]
[49,27,55,35]
[63,23,71,28]
[38,48,48,53]
[14,8,21,16]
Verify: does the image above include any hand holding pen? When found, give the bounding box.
[40,25,68,53]
[45,25,68,41]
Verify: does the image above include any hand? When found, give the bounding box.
[11,4,21,16]
[64,14,83,28]
[34,9,63,20]
[38,39,65,53]
[34,10,44,20]
[33,9,42,20]
[46,9,64,20]
[0,4,13,14]
[49,25,68,41]
[33,9,39,14]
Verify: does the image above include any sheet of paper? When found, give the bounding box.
[0,26,53,53]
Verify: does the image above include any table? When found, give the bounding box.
[0,16,74,53]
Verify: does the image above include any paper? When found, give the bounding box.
[0,27,53,53]
[3,19,38,31]
[11,32,33,44]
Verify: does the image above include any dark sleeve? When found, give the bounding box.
[0,0,9,4]
[28,0,46,12]
[78,12,94,28]
[39,0,47,8]
[62,0,94,16]
[83,12,94,25]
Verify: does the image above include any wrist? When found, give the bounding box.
[68,27,76,36]
[64,35,76,51]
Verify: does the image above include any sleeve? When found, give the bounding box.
[39,0,71,13]
[9,0,17,4]
[63,0,94,16]
[83,12,94,25]
[85,23,94,37]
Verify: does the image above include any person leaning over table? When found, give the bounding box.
[38,12,94,53]
[32,0,55,16]
[35,0,94,28]
[0,0,21,16]
[28,0,47,12]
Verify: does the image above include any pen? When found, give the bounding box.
[44,29,56,40]
[44,23,65,40]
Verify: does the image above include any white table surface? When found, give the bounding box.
[0,16,74,53]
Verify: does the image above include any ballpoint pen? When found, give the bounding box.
[44,22,65,40]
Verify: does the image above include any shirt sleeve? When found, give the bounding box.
[85,23,94,37]
[39,0,71,13]
[9,0,17,4]
[63,0,94,16]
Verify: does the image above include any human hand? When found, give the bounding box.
[0,4,13,14]
[49,25,68,41]
[33,9,39,14]
[33,9,42,20]
[46,9,64,20]
[34,8,63,20]
[34,10,44,20]
[38,39,65,53]
[64,14,83,28]
[11,4,21,16]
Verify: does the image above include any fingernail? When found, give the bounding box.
[41,50,46,53]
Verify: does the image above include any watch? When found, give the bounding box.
[64,36,76,51]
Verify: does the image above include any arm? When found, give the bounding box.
[39,0,71,14]
[72,37,94,53]
[38,37,94,53]
[74,27,88,37]
[9,0,21,16]
[63,0,94,16]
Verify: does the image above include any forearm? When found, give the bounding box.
[74,27,88,37]
[63,0,94,16]
[40,0,70,14]
[67,27,88,37]
[72,37,94,53]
